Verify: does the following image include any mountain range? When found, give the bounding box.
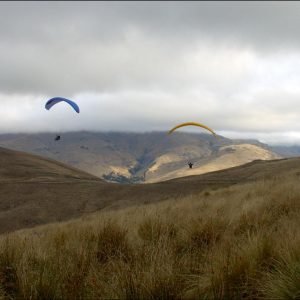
[0,131,287,183]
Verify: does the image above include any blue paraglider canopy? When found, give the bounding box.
[45,97,80,113]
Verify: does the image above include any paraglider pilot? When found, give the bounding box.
[55,135,61,141]
[188,162,193,169]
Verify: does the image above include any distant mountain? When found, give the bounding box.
[0,131,280,183]
[270,145,300,157]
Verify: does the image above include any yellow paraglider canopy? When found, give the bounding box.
[168,122,217,137]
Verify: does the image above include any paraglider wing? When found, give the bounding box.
[45,97,80,113]
[168,122,217,137]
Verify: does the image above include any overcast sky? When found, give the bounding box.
[2,1,300,144]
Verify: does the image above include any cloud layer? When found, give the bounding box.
[1,1,300,144]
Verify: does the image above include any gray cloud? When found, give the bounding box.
[1,1,300,144]
[1,1,300,94]
[2,2,300,47]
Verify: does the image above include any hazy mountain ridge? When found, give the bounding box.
[0,131,280,183]
[270,144,300,157]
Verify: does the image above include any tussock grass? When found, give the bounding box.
[262,260,300,300]
[96,221,132,264]
[0,174,300,299]
[138,216,178,243]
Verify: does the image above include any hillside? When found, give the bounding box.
[0,147,105,233]
[0,147,100,183]
[0,146,296,233]
[0,152,299,299]
[0,131,280,183]
[146,143,279,182]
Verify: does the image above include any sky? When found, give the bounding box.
[1,1,300,145]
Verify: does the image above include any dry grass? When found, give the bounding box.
[0,173,299,299]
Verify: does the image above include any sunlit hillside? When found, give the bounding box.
[146,143,279,182]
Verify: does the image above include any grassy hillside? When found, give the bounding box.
[0,145,292,234]
[0,163,299,299]
[0,147,99,182]
[0,147,105,233]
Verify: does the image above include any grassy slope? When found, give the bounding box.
[0,157,299,299]
[0,144,293,234]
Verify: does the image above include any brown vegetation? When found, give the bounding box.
[0,145,297,234]
[0,171,299,299]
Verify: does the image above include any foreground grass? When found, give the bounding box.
[0,175,300,299]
